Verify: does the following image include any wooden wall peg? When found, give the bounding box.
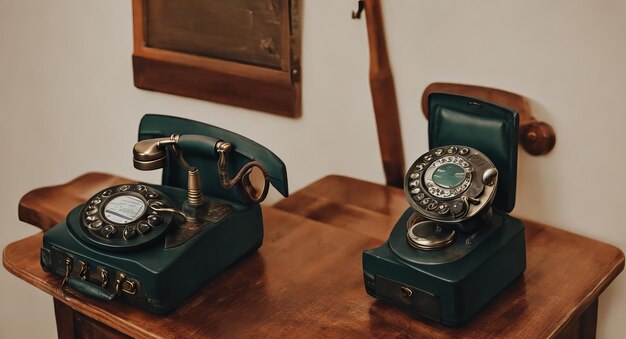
[362,0,406,188]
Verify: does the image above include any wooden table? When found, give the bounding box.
[3,173,624,338]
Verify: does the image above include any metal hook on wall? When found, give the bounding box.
[352,0,365,19]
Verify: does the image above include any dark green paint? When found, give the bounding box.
[363,94,526,325]
[428,94,519,213]
[41,115,288,313]
[43,183,263,313]
[363,208,526,326]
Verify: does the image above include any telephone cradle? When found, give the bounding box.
[363,94,527,326]
[40,115,288,313]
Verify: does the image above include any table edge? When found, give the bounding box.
[2,233,159,339]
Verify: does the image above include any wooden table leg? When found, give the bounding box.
[579,299,598,339]
[53,299,129,339]
[54,299,75,339]
[554,298,598,339]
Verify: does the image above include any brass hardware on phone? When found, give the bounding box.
[61,257,72,290]
[41,115,289,313]
[78,261,88,280]
[115,273,125,296]
[400,286,412,299]
[115,273,137,296]
[186,168,203,206]
[132,134,270,219]
[114,273,138,295]
[99,268,108,288]
[216,141,270,203]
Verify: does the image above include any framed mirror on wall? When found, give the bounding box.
[132,0,302,118]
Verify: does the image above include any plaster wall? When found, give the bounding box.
[1,1,624,337]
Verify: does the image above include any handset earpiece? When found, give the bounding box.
[132,135,178,170]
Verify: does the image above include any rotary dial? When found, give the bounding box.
[404,145,498,223]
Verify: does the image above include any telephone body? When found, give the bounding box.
[40,115,288,313]
[363,94,526,326]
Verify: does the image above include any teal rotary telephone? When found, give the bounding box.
[40,115,288,313]
[363,94,526,326]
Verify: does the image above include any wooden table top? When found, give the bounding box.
[3,173,624,338]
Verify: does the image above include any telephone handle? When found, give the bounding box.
[60,257,136,302]
[66,277,115,301]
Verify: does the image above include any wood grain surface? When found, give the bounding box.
[18,172,131,231]
[4,174,624,338]
[145,0,285,69]
[132,0,302,118]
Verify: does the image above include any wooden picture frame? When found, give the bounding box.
[132,0,301,118]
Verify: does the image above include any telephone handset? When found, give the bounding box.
[41,115,288,313]
[132,133,270,204]
[404,145,498,250]
[69,134,269,251]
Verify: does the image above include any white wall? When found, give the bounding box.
[0,0,624,337]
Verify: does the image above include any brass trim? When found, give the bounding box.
[98,268,109,288]
[132,135,177,161]
[115,272,138,296]
[216,141,270,203]
[400,286,413,299]
[133,157,167,171]
[406,220,456,251]
[186,167,203,205]
[122,280,138,295]
[61,257,73,290]
[149,203,187,220]
[78,261,89,280]
[115,273,126,296]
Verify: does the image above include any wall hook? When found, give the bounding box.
[352,0,365,19]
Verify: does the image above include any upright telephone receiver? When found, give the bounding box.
[40,115,288,313]
[363,94,527,326]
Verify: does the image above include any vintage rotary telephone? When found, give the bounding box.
[363,94,526,326]
[40,115,288,313]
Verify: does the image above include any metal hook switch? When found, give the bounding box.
[352,0,364,19]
